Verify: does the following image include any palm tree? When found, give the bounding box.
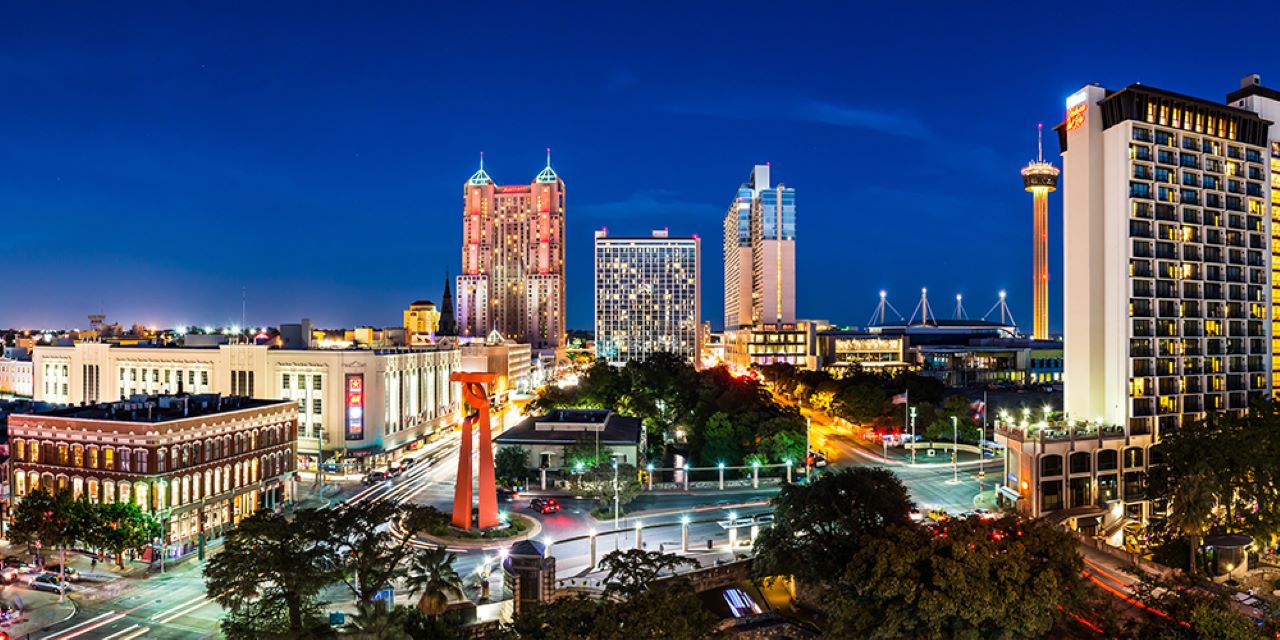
[404,546,464,615]
[1169,471,1216,575]
[347,603,410,640]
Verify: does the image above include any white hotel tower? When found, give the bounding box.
[1061,78,1275,438]
[996,77,1279,529]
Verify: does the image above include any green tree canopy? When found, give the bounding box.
[204,509,341,639]
[826,517,1085,639]
[597,549,697,598]
[495,445,531,486]
[752,466,914,585]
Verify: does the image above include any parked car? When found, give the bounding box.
[362,470,388,485]
[43,565,80,582]
[2,556,26,570]
[27,573,68,594]
[530,498,560,514]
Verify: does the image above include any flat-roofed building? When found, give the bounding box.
[8,394,296,560]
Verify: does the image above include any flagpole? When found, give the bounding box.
[907,389,915,465]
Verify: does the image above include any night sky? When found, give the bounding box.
[3,2,1277,333]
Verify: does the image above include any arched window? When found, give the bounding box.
[12,439,23,462]
[205,440,212,463]
[136,449,148,473]
[87,479,99,504]
[72,445,84,468]
[102,479,115,503]
[135,483,149,513]
[1040,454,1063,477]
[181,445,190,467]
[119,447,132,472]
[204,470,212,497]
[72,476,83,499]
[55,474,68,492]
[172,446,181,468]
[181,476,190,505]
[103,447,115,470]
[87,445,99,469]
[157,449,166,473]
[14,472,25,498]
[1069,452,1091,475]
[118,481,131,506]
[57,443,69,465]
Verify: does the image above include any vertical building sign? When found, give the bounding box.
[1066,90,1088,132]
[345,373,365,440]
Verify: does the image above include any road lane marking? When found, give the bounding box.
[46,611,127,640]
[118,627,150,640]
[156,597,216,624]
[101,624,140,640]
[148,594,208,621]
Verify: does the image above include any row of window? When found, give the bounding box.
[13,451,292,514]
[11,422,292,472]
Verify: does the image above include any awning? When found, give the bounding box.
[997,486,1022,501]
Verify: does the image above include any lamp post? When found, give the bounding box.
[717,462,725,491]
[727,511,738,551]
[588,529,597,570]
[646,463,654,492]
[634,520,643,550]
[784,459,792,484]
[951,416,958,483]
[612,460,620,529]
[751,461,759,489]
[680,514,690,552]
[682,464,689,492]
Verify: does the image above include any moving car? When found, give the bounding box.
[0,567,18,584]
[27,572,68,594]
[362,470,388,485]
[908,508,924,522]
[497,488,520,503]
[927,509,951,522]
[2,556,26,570]
[399,456,418,470]
[530,498,560,514]
[43,564,80,582]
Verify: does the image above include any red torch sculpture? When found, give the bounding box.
[450,372,499,530]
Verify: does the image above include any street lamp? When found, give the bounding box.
[612,459,620,529]
[751,460,760,489]
[646,462,654,491]
[784,459,792,484]
[717,462,725,491]
[951,416,958,483]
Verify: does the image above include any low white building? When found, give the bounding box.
[0,357,33,398]
[32,341,460,467]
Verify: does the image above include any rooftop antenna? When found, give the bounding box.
[867,290,904,326]
[1037,122,1044,162]
[241,286,246,332]
[981,290,1018,327]
[907,288,937,326]
[954,294,968,320]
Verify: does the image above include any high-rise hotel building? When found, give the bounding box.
[1061,79,1275,437]
[723,165,796,330]
[997,78,1278,527]
[456,153,565,351]
[594,229,701,365]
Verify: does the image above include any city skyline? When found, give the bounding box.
[3,3,1278,333]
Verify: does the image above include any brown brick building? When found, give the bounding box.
[8,394,297,559]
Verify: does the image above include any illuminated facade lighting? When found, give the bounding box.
[1021,123,1059,340]
[594,229,701,365]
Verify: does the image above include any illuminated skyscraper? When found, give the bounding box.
[1022,124,1059,340]
[594,229,701,365]
[723,165,795,330]
[456,151,565,351]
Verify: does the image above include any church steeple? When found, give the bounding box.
[439,269,457,336]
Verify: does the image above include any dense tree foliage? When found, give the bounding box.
[597,549,697,598]
[9,488,161,594]
[1149,400,1280,554]
[752,466,914,584]
[501,577,716,639]
[574,462,641,514]
[204,509,340,639]
[529,355,806,467]
[495,445,531,486]
[826,517,1085,639]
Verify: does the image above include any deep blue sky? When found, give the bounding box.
[3,2,1277,333]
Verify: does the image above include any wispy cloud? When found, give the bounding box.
[660,96,930,139]
[577,189,718,225]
